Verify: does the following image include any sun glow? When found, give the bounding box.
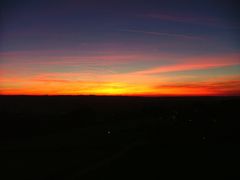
[1,54,239,96]
[85,82,149,96]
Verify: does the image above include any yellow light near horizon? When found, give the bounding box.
[92,82,129,95]
[1,77,236,96]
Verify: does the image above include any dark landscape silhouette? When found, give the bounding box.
[1,95,240,179]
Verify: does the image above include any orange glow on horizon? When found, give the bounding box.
[1,52,239,96]
[1,80,239,96]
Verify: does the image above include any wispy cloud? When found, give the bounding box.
[0,49,158,66]
[152,76,240,96]
[144,13,240,29]
[145,13,218,24]
[121,29,205,40]
[131,53,240,75]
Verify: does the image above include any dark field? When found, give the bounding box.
[1,96,240,179]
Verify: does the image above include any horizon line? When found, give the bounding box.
[1,94,239,98]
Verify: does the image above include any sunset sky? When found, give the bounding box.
[1,0,240,96]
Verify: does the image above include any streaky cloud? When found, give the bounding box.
[121,29,205,40]
[144,13,240,29]
[131,54,240,75]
